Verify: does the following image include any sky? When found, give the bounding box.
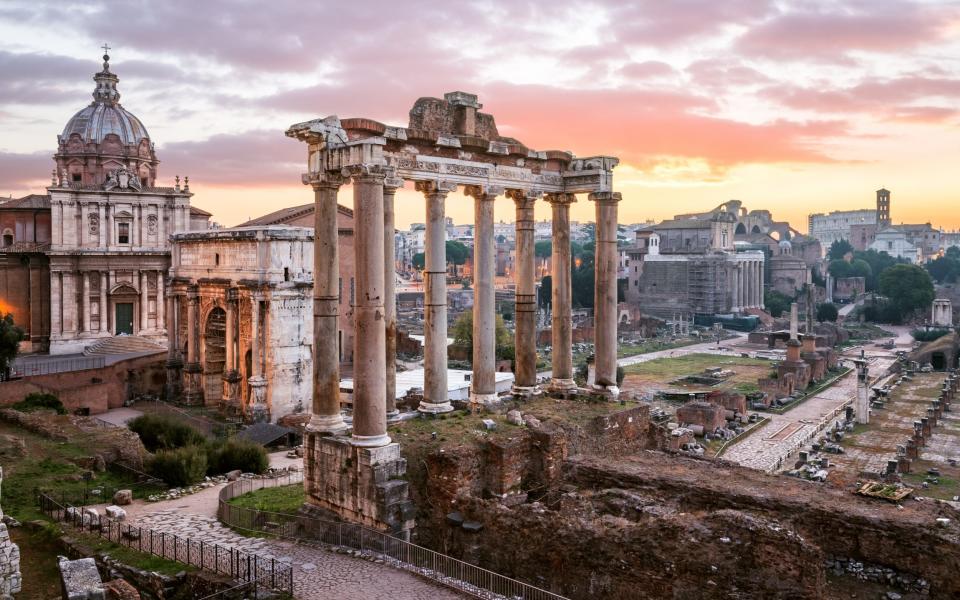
[1,0,960,232]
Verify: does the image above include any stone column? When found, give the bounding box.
[157,202,165,247]
[62,272,76,335]
[509,189,540,396]
[50,272,61,338]
[758,259,765,308]
[731,263,740,312]
[347,164,390,446]
[416,180,456,414]
[156,272,165,333]
[183,288,203,404]
[165,293,183,399]
[590,191,622,396]
[746,262,755,309]
[99,271,109,333]
[754,261,761,308]
[98,203,106,248]
[466,185,501,408]
[222,292,241,411]
[186,292,199,364]
[248,292,268,422]
[384,172,403,420]
[81,271,91,333]
[789,302,799,340]
[225,300,236,373]
[547,193,577,393]
[307,173,347,434]
[139,271,149,333]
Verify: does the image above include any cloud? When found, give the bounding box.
[685,58,772,88]
[157,129,303,187]
[0,151,53,192]
[618,61,677,81]
[764,75,960,116]
[610,0,772,46]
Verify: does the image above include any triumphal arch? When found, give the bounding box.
[286,91,621,533]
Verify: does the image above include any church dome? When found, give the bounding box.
[61,53,150,145]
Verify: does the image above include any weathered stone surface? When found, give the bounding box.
[103,579,140,600]
[59,556,105,600]
[112,490,132,506]
[104,506,126,521]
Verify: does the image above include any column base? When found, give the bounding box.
[547,378,577,394]
[306,413,349,434]
[469,391,500,410]
[418,401,454,415]
[385,410,402,423]
[591,384,620,399]
[247,376,269,423]
[511,385,540,398]
[351,432,393,447]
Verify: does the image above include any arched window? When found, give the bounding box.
[1,229,12,247]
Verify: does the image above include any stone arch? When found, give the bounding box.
[751,225,762,234]
[735,223,747,235]
[203,307,227,402]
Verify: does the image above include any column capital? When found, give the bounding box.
[506,188,543,203]
[414,179,457,196]
[588,191,622,204]
[463,184,503,200]
[545,192,577,205]
[383,167,404,192]
[341,163,389,184]
[304,171,347,190]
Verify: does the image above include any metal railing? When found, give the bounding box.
[218,473,568,600]
[8,355,105,378]
[38,492,293,595]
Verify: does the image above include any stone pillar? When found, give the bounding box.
[183,289,203,404]
[62,272,76,335]
[186,293,198,363]
[731,263,741,312]
[99,271,109,333]
[81,271,91,333]
[466,185,501,408]
[547,193,577,393]
[140,271,149,333]
[416,180,456,414]
[307,174,347,434]
[248,293,268,422]
[347,164,390,446]
[509,189,540,396]
[97,203,105,248]
[165,292,183,400]
[758,259,765,308]
[384,172,403,420]
[156,272,165,333]
[590,191,622,397]
[222,292,240,412]
[790,302,799,340]
[50,272,61,338]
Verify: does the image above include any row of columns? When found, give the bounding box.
[307,164,622,448]
[732,259,764,312]
[51,269,165,336]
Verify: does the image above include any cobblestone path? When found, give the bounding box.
[133,512,464,599]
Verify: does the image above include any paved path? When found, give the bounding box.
[133,510,463,599]
[722,353,896,472]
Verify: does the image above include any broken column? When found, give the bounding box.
[854,358,870,425]
[467,185,501,409]
[790,302,799,340]
[591,191,621,397]
[510,189,540,397]
[547,193,577,394]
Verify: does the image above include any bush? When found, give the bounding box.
[206,439,269,475]
[912,328,952,342]
[574,361,589,387]
[147,445,208,487]
[12,392,66,414]
[816,303,839,323]
[616,365,625,386]
[129,414,207,452]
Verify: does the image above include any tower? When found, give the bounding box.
[876,188,891,228]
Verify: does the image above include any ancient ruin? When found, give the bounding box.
[286,91,621,532]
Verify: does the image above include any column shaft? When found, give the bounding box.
[156,272,165,332]
[758,259,765,308]
[418,180,455,414]
[51,272,61,336]
[100,271,108,333]
[350,167,390,446]
[309,177,347,433]
[548,194,576,392]
[468,187,499,406]
[384,177,402,418]
[81,272,91,333]
[140,271,149,332]
[225,300,235,372]
[511,191,538,394]
[186,295,198,364]
[591,192,621,395]
[250,297,261,377]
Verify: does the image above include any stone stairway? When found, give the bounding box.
[82,335,166,356]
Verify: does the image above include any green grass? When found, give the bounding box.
[227,484,306,514]
[82,533,190,576]
[617,337,705,358]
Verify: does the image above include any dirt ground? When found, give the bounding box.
[620,353,772,399]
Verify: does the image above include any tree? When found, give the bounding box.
[926,255,960,284]
[534,240,552,259]
[854,249,903,291]
[828,259,852,279]
[879,264,935,321]
[816,302,839,323]
[450,311,514,361]
[412,252,425,270]
[446,240,469,266]
[0,314,24,381]
[538,275,552,308]
[764,290,792,318]
[827,239,854,261]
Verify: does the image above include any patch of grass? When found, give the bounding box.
[81,533,191,576]
[228,484,306,514]
[617,337,705,358]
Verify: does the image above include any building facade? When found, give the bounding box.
[0,195,51,351]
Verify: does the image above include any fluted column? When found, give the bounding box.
[307,173,347,434]
[417,180,457,414]
[50,272,62,338]
[347,164,391,446]
[730,263,740,312]
[509,189,540,396]
[758,259,765,308]
[156,272,165,333]
[547,193,577,393]
[466,185,501,408]
[140,271,149,332]
[186,292,199,364]
[99,271,109,333]
[590,191,621,396]
[81,271,91,333]
[752,261,760,308]
[98,203,106,248]
[384,172,403,420]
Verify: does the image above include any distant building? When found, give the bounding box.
[808,188,890,254]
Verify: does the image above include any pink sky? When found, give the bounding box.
[1,0,959,231]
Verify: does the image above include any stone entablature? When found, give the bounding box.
[168,227,314,423]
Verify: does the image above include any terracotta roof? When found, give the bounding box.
[0,194,51,210]
[238,202,353,227]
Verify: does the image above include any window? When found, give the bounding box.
[284,267,290,282]
[72,173,82,183]
[215,253,220,266]
[2,232,12,247]
[118,222,130,244]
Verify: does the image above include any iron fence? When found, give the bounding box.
[218,473,568,600]
[38,492,293,595]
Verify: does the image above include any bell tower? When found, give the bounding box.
[876,188,891,227]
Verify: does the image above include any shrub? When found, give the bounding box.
[574,361,589,387]
[206,438,269,475]
[129,414,206,452]
[147,445,208,487]
[616,365,625,387]
[816,303,839,323]
[12,392,66,414]
[912,328,952,342]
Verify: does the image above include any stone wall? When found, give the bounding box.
[0,469,20,599]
